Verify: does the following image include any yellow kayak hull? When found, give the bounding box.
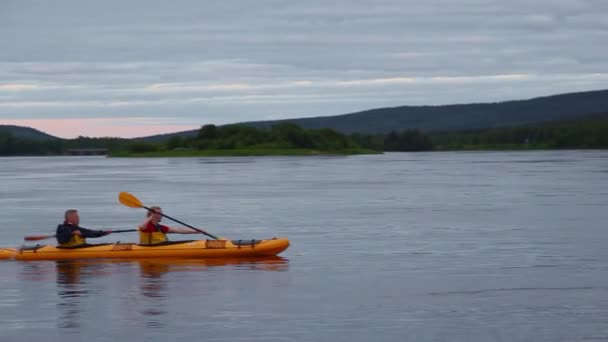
[0,238,289,261]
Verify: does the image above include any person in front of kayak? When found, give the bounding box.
[56,209,112,248]
[138,206,200,245]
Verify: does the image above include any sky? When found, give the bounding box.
[1,0,607,138]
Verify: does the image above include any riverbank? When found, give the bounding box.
[110,147,380,157]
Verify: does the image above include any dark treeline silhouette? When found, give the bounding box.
[350,114,608,151]
[430,115,608,150]
[351,130,434,152]
[1,116,607,156]
[0,132,61,155]
[0,133,130,156]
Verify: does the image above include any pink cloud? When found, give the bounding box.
[0,118,200,139]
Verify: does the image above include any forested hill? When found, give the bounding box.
[3,89,608,142]
[0,125,59,140]
[243,89,608,134]
[138,89,608,141]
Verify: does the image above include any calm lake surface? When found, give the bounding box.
[0,151,607,342]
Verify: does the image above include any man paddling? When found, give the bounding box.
[56,209,112,248]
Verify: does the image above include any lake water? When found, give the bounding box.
[0,151,607,342]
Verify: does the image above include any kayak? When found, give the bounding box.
[0,237,289,261]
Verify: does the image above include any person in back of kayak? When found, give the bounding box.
[56,209,112,248]
[138,206,200,245]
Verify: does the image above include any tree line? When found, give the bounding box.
[0,134,129,156]
[429,116,608,150]
[1,117,607,156]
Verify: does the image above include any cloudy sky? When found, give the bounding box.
[1,0,607,138]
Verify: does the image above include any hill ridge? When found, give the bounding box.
[3,88,608,140]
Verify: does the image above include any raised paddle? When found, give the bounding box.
[24,229,137,241]
[118,192,219,240]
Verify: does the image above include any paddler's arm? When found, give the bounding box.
[77,226,111,238]
[167,227,206,234]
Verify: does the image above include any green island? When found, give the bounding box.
[112,123,377,157]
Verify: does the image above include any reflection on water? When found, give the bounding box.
[138,261,169,328]
[47,257,289,331]
[18,262,53,282]
[5,152,606,342]
[56,261,89,329]
[135,257,289,328]
[135,256,290,272]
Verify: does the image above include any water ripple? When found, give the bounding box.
[427,286,604,296]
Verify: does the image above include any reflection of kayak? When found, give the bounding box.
[56,256,289,274]
[0,238,289,261]
[135,255,288,269]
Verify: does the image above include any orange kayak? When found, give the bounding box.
[0,238,290,261]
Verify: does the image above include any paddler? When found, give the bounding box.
[56,209,112,248]
[138,206,202,245]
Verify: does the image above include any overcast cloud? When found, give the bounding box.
[1,0,607,137]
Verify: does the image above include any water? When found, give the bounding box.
[0,151,607,342]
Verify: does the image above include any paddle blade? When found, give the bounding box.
[24,235,54,241]
[119,192,143,208]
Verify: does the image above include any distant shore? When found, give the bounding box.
[110,147,380,157]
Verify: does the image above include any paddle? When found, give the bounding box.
[118,192,219,240]
[24,229,137,241]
